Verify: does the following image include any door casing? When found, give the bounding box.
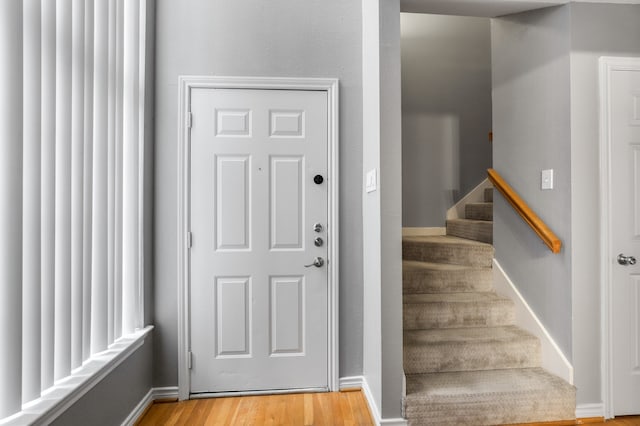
[177,76,339,400]
[599,56,640,419]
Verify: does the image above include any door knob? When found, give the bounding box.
[617,253,637,265]
[304,257,324,268]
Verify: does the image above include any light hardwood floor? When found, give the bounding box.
[136,391,640,426]
[136,390,374,426]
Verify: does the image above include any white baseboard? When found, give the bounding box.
[493,259,574,384]
[122,386,179,426]
[339,376,407,426]
[402,227,445,237]
[576,403,605,419]
[151,386,179,400]
[121,389,153,426]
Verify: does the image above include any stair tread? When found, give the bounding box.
[447,218,493,225]
[405,368,575,424]
[404,325,536,346]
[403,292,510,305]
[403,234,492,248]
[403,260,494,294]
[405,367,574,400]
[403,260,490,273]
[466,202,493,207]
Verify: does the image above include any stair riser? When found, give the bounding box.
[403,301,514,330]
[403,268,493,294]
[446,220,493,244]
[465,203,493,221]
[405,392,576,426]
[484,188,493,202]
[403,339,540,374]
[403,241,493,268]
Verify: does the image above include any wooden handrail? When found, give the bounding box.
[487,168,562,253]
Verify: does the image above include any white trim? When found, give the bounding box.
[121,388,152,426]
[598,56,640,419]
[360,376,408,426]
[576,403,605,419]
[446,178,492,220]
[339,375,365,390]
[121,387,179,426]
[401,227,445,237]
[151,386,179,401]
[0,326,153,426]
[177,76,340,400]
[492,259,574,384]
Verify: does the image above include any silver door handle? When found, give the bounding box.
[304,257,324,268]
[617,253,637,265]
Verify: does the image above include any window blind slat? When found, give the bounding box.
[137,0,147,329]
[90,0,109,355]
[82,0,95,363]
[122,0,140,335]
[54,0,73,381]
[107,0,117,346]
[71,0,86,371]
[22,0,42,405]
[0,0,23,418]
[114,0,124,340]
[41,0,57,391]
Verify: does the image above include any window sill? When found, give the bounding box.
[0,326,153,426]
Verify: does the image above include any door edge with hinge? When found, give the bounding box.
[176,76,340,401]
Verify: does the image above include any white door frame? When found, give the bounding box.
[599,56,640,419]
[177,76,339,400]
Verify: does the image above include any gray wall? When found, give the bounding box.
[51,337,153,426]
[362,0,404,419]
[401,14,492,226]
[568,2,640,406]
[153,0,364,386]
[491,6,573,359]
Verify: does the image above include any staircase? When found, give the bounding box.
[402,188,575,425]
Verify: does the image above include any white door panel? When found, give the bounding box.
[611,69,640,416]
[189,88,328,394]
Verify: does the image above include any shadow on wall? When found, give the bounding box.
[402,112,460,227]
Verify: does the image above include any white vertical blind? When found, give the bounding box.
[22,0,42,404]
[1,0,148,420]
[71,0,86,371]
[0,0,23,419]
[137,0,147,329]
[82,0,95,364]
[122,0,140,335]
[40,0,56,392]
[107,0,117,346]
[91,0,109,355]
[114,0,125,340]
[54,0,73,382]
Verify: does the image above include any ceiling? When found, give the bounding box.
[400,0,572,17]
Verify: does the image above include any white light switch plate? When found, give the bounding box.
[366,169,377,193]
[541,169,553,190]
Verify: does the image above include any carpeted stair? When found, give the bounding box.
[402,187,575,425]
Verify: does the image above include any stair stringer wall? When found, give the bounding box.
[493,259,574,385]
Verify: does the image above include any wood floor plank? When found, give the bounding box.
[138,393,640,426]
[133,392,620,426]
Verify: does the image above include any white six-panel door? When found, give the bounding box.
[189,88,329,394]
[611,68,640,416]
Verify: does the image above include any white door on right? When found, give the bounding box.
[611,67,640,416]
